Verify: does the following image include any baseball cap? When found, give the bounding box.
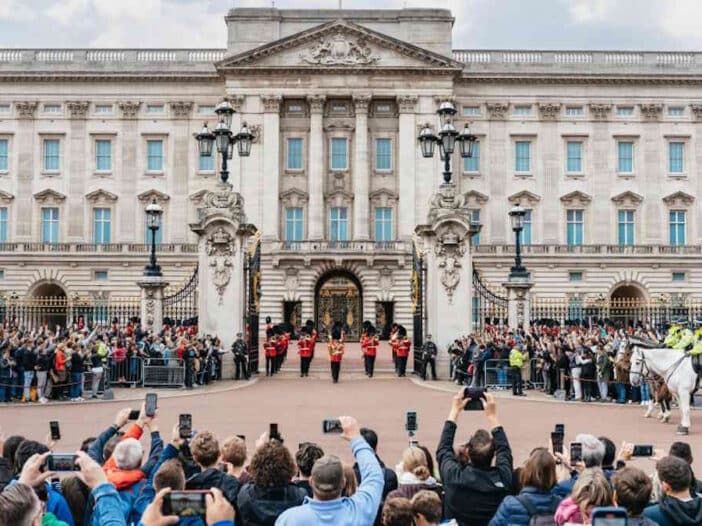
[311,455,344,493]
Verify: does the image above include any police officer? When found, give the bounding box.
[509,345,528,396]
[421,335,438,381]
[231,332,249,380]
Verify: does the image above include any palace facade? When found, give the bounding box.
[1,7,702,335]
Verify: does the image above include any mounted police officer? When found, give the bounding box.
[421,335,438,381]
[231,332,249,380]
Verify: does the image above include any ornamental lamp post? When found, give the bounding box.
[417,100,478,184]
[144,199,163,277]
[508,203,530,281]
[195,98,254,185]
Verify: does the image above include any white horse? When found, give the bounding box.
[629,345,699,435]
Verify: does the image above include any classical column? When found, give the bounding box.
[66,101,89,241]
[169,101,193,243]
[397,95,418,239]
[307,95,326,240]
[260,95,282,241]
[14,102,37,240]
[353,94,371,240]
[118,101,141,242]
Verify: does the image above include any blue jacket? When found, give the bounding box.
[91,483,131,526]
[275,437,384,526]
[488,487,561,526]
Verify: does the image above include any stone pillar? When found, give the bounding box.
[190,183,256,354]
[138,277,169,334]
[14,102,37,240]
[504,280,533,330]
[260,95,281,241]
[353,94,371,240]
[307,95,326,240]
[169,101,193,243]
[416,183,479,377]
[66,102,89,241]
[398,95,418,239]
[118,101,141,242]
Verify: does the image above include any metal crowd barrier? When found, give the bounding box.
[483,358,544,389]
[142,358,185,387]
[108,356,144,387]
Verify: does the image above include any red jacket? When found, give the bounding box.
[396,339,411,358]
[365,337,378,357]
[329,340,344,363]
[54,350,67,372]
[298,339,312,358]
[264,340,276,358]
[103,423,145,490]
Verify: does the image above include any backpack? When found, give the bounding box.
[516,495,558,526]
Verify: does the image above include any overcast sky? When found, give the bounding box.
[0,0,699,50]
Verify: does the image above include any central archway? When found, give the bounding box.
[29,281,68,329]
[609,281,647,327]
[314,269,363,341]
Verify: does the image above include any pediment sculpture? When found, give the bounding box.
[206,226,235,305]
[300,32,380,66]
[427,183,470,225]
[435,228,467,305]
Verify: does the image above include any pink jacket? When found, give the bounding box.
[555,497,583,526]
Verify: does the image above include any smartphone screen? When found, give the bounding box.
[269,423,279,440]
[322,419,343,433]
[405,411,418,432]
[128,410,141,421]
[632,445,654,457]
[49,421,61,441]
[179,414,192,439]
[570,442,583,463]
[554,424,565,435]
[145,393,157,417]
[591,507,628,526]
[162,491,208,517]
[47,454,78,471]
[463,387,486,411]
[551,432,564,454]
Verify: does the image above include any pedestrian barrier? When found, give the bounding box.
[142,358,185,387]
[108,356,144,387]
[483,359,511,389]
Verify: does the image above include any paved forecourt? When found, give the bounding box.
[2,374,699,471]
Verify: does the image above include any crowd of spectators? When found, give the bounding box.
[1,389,701,526]
[0,317,226,403]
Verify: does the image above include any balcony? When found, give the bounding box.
[0,242,199,255]
[473,244,702,256]
[269,240,410,267]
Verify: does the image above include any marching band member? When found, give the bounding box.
[396,325,411,377]
[389,323,399,373]
[263,329,276,377]
[298,328,313,377]
[328,325,344,384]
[365,326,379,378]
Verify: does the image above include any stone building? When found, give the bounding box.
[1,7,702,335]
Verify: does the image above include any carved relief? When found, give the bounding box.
[260,95,282,113]
[169,101,193,119]
[300,32,379,65]
[486,102,509,120]
[284,267,299,296]
[560,190,592,207]
[33,189,66,204]
[66,101,89,119]
[508,190,541,206]
[589,104,612,120]
[137,189,170,203]
[690,104,702,120]
[195,184,247,226]
[538,103,561,120]
[85,189,118,203]
[118,101,141,119]
[0,190,15,204]
[353,94,371,114]
[435,228,467,304]
[248,124,262,144]
[427,183,470,225]
[611,191,643,206]
[639,103,663,120]
[206,226,236,305]
[379,267,394,295]
[662,191,695,207]
[15,101,38,119]
[397,95,418,114]
[307,95,326,113]
[228,95,245,112]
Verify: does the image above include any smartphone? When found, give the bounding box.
[49,421,61,441]
[405,411,418,433]
[632,445,654,457]
[322,419,343,434]
[145,393,158,417]
[237,434,246,442]
[128,410,141,421]
[551,432,564,455]
[269,423,280,441]
[162,490,209,517]
[463,387,486,411]
[570,442,583,463]
[554,424,565,436]
[47,454,78,472]
[179,414,193,440]
[591,507,628,526]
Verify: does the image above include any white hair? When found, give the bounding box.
[113,438,144,470]
[575,433,605,468]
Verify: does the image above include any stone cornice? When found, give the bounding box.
[508,190,541,205]
[137,189,170,203]
[85,189,118,203]
[0,190,15,203]
[34,188,66,203]
[611,190,643,206]
[456,74,702,86]
[662,191,695,207]
[66,101,89,119]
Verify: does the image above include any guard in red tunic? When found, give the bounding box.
[364,326,379,378]
[274,327,285,374]
[328,325,344,384]
[389,323,399,372]
[396,325,411,377]
[263,331,276,377]
[297,328,312,377]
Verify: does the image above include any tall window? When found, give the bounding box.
[669,142,684,173]
[198,146,215,172]
[566,141,582,173]
[330,138,348,170]
[463,142,480,172]
[375,138,391,170]
[618,210,635,246]
[470,209,480,246]
[515,141,531,172]
[41,208,59,243]
[93,208,111,244]
[617,141,633,173]
[43,139,60,171]
[374,207,392,242]
[566,209,584,246]
[329,207,348,241]
[286,138,303,170]
[0,139,7,172]
[0,207,7,242]
[521,209,532,245]
[145,214,163,245]
[669,210,686,246]
[95,139,112,172]
[147,140,163,172]
[284,207,303,242]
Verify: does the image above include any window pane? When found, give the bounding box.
[331,138,347,170]
[330,207,348,241]
[147,140,163,171]
[617,142,633,172]
[669,142,684,173]
[618,210,634,246]
[0,207,7,242]
[375,138,391,170]
[145,214,163,244]
[42,208,59,243]
[285,207,303,242]
[0,139,7,171]
[566,141,582,173]
[521,210,532,245]
[199,147,215,171]
[515,141,530,172]
[669,210,685,245]
[93,208,111,244]
[287,138,303,170]
[463,142,480,172]
[470,209,480,246]
[95,140,112,171]
[43,140,60,171]
[566,209,583,246]
[374,207,392,241]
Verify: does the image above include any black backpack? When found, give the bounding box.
[516,495,559,526]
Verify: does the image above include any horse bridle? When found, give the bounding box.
[629,346,652,384]
[630,343,690,385]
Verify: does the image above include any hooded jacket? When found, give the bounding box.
[644,495,702,526]
[186,467,241,506]
[236,482,306,526]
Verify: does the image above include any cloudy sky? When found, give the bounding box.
[0,0,700,50]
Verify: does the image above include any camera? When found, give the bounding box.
[463,387,486,411]
[405,411,418,433]
[47,454,79,472]
[322,419,343,434]
[162,491,209,517]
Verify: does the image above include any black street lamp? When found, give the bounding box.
[417,100,478,184]
[508,204,530,280]
[196,98,253,185]
[144,199,163,277]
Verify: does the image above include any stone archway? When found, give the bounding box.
[609,281,647,327]
[28,281,68,329]
[610,282,647,301]
[314,269,363,341]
